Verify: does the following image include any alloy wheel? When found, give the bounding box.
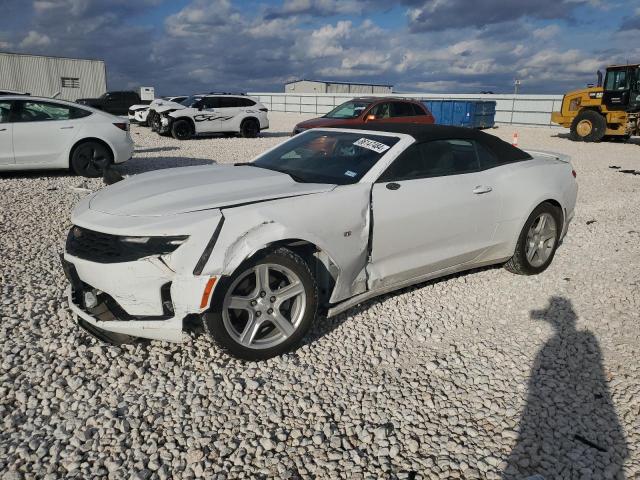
[525,212,557,267]
[222,263,306,349]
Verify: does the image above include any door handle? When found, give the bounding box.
[60,126,74,129]
[473,185,493,194]
[386,182,401,190]
[0,128,6,132]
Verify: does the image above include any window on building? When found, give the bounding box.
[61,77,80,88]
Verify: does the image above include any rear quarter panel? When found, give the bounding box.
[489,156,577,259]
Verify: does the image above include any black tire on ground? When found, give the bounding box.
[171,119,194,140]
[569,110,606,142]
[150,112,161,132]
[240,118,259,138]
[505,202,563,275]
[70,140,113,178]
[203,248,318,361]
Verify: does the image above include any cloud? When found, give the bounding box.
[20,31,51,48]
[619,8,640,30]
[406,0,593,32]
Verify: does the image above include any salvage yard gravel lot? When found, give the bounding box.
[1,113,639,479]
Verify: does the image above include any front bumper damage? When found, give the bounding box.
[62,254,216,343]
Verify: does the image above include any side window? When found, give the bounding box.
[369,102,391,119]
[378,139,480,182]
[237,98,256,107]
[0,101,12,123]
[411,103,426,116]
[219,97,239,108]
[475,141,501,169]
[202,97,221,108]
[14,101,75,122]
[390,102,415,117]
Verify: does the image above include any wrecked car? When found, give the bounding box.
[61,124,578,360]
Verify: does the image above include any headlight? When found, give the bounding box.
[66,226,188,263]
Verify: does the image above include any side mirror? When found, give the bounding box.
[365,114,376,122]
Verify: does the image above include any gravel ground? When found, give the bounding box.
[1,113,639,479]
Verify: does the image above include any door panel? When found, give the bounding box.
[0,100,14,165]
[368,171,501,289]
[193,97,221,133]
[0,124,14,165]
[12,100,79,166]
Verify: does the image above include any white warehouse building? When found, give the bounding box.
[0,52,107,101]
[285,79,393,95]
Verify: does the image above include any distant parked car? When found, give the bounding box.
[292,97,435,135]
[61,123,577,359]
[77,91,148,116]
[129,96,188,126]
[0,96,133,177]
[155,94,269,139]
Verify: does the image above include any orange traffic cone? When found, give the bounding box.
[512,132,519,147]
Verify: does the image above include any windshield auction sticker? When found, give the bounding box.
[353,138,391,154]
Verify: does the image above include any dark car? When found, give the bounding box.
[76,91,148,116]
[293,97,435,135]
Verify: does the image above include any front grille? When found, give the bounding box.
[66,226,125,263]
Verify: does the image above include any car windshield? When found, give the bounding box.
[180,95,203,107]
[323,100,372,119]
[252,130,399,185]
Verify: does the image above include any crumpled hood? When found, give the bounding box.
[155,102,185,114]
[89,165,334,217]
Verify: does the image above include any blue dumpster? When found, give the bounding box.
[422,100,496,129]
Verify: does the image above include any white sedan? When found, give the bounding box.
[62,124,577,359]
[0,96,133,177]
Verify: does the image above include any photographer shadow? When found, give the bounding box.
[504,296,628,479]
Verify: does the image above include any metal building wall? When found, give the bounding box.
[285,80,327,93]
[0,53,106,101]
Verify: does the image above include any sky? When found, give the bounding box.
[0,0,639,95]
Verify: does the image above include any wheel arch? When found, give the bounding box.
[240,116,260,128]
[215,235,341,309]
[68,137,114,168]
[172,116,196,130]
[509,197,565,255]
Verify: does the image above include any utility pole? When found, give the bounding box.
[511,79,521,124]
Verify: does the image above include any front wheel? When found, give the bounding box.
[204,248,318,360]
[70,141,113,178]
[171,119,194,140]
[569,110,606,142]
[505,202,562,275]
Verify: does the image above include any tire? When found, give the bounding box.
[240,118,259,138]
[569,110,606,142]
[171,119,194,140]
[149,112,160,132]
[203,248,318,360]
[70,141,113,178]
[505,202,563,275]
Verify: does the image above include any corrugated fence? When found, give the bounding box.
[248,92,564,127]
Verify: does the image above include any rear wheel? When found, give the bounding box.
[204,248,318,360]
[505,202,562,275]
[569,110,606,142]
[240,118,259,138]
[70,141,113,178]
[171,119,194,140]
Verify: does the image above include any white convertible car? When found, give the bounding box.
[62,124,577,359]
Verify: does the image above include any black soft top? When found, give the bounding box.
[335,123,532,162]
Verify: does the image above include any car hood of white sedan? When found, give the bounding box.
[89,165,335,217]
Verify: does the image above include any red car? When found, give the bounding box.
[293,97,434,135]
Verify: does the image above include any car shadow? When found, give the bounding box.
[552,132,640,145]
[0,169,71,180]
[134,146,180,153]
[117,157,216,175]
[301,264,502,347]
[502,296,628,479]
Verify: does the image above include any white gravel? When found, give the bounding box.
[1,113,639,479]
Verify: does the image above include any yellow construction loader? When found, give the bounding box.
[551,64,639,142]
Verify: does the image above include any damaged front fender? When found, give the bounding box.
[201,184,372,303]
